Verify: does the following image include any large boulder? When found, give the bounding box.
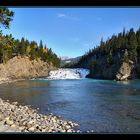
[116,61,134,81]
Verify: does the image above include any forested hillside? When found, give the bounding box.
[0,34,60,67]
[72,28,140,80]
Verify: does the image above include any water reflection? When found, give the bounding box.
[116,80,130,85]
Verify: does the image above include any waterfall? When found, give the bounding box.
[46,68,89,80]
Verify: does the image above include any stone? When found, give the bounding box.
[63,122,67,126]
[19,127,25,131]
[28,127,35,132]
[24,129,29,132]
[52,118,56,123]
[12,102,18,105]
[65,125,71,129]
[28,120,34,125]
[11,124,16,128]
[61,129,66,132]
[6,120,14,125]
[5,117,10,121]
[67,129,73,132]
[41,129,46,132]
[74,123,79,127]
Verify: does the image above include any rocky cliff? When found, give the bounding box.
[85,51,136,81]
[0,56,56,82]
[116,60,135,80]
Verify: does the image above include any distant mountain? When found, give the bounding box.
[60,56,70,61]
[60,56,81,67]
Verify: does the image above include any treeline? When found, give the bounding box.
[0,33,60,67]
[72,28,140,68]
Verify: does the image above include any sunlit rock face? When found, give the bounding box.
[47,68,90,79]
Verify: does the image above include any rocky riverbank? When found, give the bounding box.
[0,98,79,132]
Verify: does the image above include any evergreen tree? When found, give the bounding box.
[0,8,14,29]
[128,28,138,62]
[19,37,26,56]
[107,50,113,65]
[38,40,44,58]
[136,28,140,58]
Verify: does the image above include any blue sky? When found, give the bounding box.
[2,8,140,58]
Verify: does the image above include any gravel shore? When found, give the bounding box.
[0,98,79,132]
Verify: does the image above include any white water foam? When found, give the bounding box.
[46,68,89,80]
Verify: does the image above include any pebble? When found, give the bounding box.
[11,124,16,128]
[12,102,18,105]
[28,120,34,125]
[8,120,14,125]
[28,127,35,132]
[65,125,71,129]
[67,129,73,132]
[41,129,46,132]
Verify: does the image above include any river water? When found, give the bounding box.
[0,70,140,132]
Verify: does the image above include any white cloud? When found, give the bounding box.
[57,13,66,18]
[57,13,81,21]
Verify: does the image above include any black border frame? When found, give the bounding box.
[1,0,140,139]
[0,0,140,6]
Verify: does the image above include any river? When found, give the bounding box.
[0,69,140,132]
